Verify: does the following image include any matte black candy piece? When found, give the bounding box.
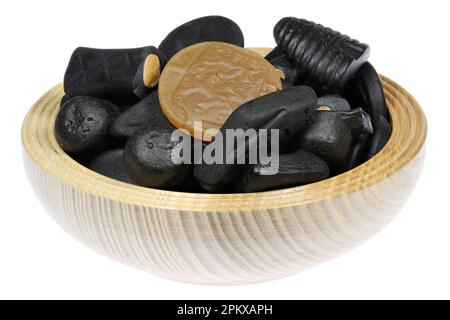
[64,46,156,100]
[345,134,370,170]
[318,94,351,111]
[158,16,245,59]
[124,126,191,188]
[334,108,373,135]
[132,47,168,99]
[238,150,330,193]
[269,55,304,87]
[88,149,134,184]
[274,17,370,89]
[291,111,352,168]
[367,115,391,159]
[343,62,388,119]
[194,86,318,192]
[109,91,175,141]
[55,97,120,154]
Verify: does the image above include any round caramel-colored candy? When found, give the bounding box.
[158,42,283,141]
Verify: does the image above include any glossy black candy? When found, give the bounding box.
[132,47,168,99]
[158,16,245,59]
[367,115,391,159]
[274,17,370,89]
[238,150,329,193]
[124,126,191,188]
[318,94,351,111]
[64,46,158,100]
[290,111,352,168]
[88,149,134,184]
[334,108,373,135]
[55,96,120,155]
[194,86,318,192]
[109,91,175,141]
[342,62,388,119]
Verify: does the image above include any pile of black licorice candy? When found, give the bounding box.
[55,16,391,193]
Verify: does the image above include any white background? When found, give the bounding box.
[1,0,449,300]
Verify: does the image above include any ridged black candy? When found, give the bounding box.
[55,97,120,155]
[88,149,134,184]
[274,17,370,89]
[124,126,192,188]
[238,150,330,193]
[64,46,160,100]
[109,91,175,141]
[194,86,317,192]
[290,111,352,168]
[367,115,391,159]
[158,16,245,59]
[343,62,388,119]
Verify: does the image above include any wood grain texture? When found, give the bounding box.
[21,50,427,285]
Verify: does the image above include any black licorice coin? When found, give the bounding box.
[124,126,191,188]
[317,94,351,111]
[342,62,388,119]
[64,46,156,100]
[158,16,245,59]
[290,111,352,168]
[193,86,317,192]
[88,149,134,184]
[55,96,120,155]
[109,91,175,141]
[238,150,330,193]
[274,17,370,89]
[367,115,391,159]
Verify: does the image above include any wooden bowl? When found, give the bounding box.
[21,48,427,285]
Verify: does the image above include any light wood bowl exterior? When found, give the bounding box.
[21,48,427,285]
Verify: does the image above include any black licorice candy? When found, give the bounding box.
[109,91,175,141]
[193,86,317,192]
[274,17,370,89]
[158,16,245,59]
[367,115,391,159]
[345,134,370,170]
[64,46,158,100]
[124,126,192,188]
[268,55,304,88]
[88,149,134,184]
[334,108,373,135]
[290,111,352,169]
[342,62,388,119]
[237,150,329,193]
[55,96,120,155]
[264,47,284,61]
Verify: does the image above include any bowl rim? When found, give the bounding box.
[21,60,427,212]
